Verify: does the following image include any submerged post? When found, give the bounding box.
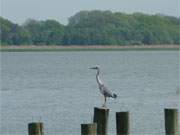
[93,107,109,135]
[81,123,97,135]
[116,112,129,135]
[164,109,179,135]
[28,122,44,135]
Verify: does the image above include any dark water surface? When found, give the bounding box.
[1,51,180,135]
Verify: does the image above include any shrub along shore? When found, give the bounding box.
[0,45,179,52]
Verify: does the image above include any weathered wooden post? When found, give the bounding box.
[81,123,97,135]
[28,122,44,135]
[93,107,109,135]
[164,109,179,135]
[116,112,129,135]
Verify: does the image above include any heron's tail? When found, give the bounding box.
[112,93,117,98]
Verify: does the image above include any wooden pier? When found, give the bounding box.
[27,108,179,135]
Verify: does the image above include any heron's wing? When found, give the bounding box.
[100,84,114,97]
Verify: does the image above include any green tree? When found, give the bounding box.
[0,17,31,45]
[23,19,65,45]
[64,11,180,45]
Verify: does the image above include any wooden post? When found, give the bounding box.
[81,123,97,135]
[164,109,179,135]
[116,112,129,135]
[28,122,44,135]
[93,107,109,135]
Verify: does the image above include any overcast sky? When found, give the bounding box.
[1,0,180,25]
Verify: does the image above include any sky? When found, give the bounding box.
[1,0,180,25]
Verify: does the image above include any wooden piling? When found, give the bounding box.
[164,109,179,135]
[28,122,44,135]
[81,123,97,135]
[93,107,109,135]
[116,112,129,135]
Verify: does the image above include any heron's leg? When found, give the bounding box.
[102,96,106,107]
[105,96,107,107]
[102,96,105,107]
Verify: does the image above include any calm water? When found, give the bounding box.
[1,51,180,135]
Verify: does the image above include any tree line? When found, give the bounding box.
[1,10,180,45]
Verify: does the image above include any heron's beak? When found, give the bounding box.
[89,67,97,69]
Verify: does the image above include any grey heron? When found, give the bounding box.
[89,66,117,107]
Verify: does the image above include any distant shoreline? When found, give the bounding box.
[0,45,180,52]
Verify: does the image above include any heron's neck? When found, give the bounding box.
[96,69,103,85]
